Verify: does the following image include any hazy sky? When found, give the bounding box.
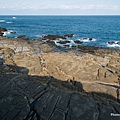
[0,0,120,15]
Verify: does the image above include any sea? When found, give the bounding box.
[0,15,120,48]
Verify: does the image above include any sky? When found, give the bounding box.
[0,0,120,15]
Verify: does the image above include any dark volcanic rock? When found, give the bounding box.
[0,33,4,36]
[117,42,120,45]
[0,27,7,36]
[42,34,66,40]
[0,27,7,32]
[57,40,71,44]
[10,31,16,34]
[64,34,74,38]
[89,38,93,41]
[82,38,95,41]
[0,74,120,120]
[108,41,120,46]
[108,41,115,45]
[17,35,26,39]
[74,40,83,44]
[63,44,70,47]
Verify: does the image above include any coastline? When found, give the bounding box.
[0,35,120,119]
[1,15,120,49]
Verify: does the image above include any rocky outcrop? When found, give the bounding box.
[107,41,120,46]
[74,40,83,44]
[57,40,71,44]
[0,74,120,120]
[0,27,7,32]
[0,27,7,36]
[0,36,120,120]
[108,41,115,45]
[42,34,66,40]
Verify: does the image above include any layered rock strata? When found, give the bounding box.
[0,36,120,120]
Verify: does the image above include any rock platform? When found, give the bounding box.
[0,36,120,120]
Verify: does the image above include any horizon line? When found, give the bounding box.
[0,14,120,16]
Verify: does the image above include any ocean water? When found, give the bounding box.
[0,15,120,48]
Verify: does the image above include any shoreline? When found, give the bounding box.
[1,15,120,49]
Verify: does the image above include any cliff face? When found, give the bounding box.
[0,36,120,120]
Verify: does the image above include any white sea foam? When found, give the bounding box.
[107,44,120,47]
[55,40,70,47]
[55,39,80,48]
[70,40,75,44]
[0,20,5,23]
[107,41,120,47]
[6,22,12,24]
[80,38,96,42]
[13,17,16,19]
[91,38,96,41]
[3,32,10,36]
[3,30,16,36]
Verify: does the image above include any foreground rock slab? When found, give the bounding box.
[0,74,120,120]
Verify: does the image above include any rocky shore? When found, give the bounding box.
[0,35,120,120]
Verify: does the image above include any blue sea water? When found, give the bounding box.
[0,15,120,48]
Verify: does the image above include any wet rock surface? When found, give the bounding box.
[108,41,115,45]
[42,34,66,40]
[107,41,120,46]
[57,40,71,44]
[0,27,7,36]
[0,36,120,120]
[74,40,83,44]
